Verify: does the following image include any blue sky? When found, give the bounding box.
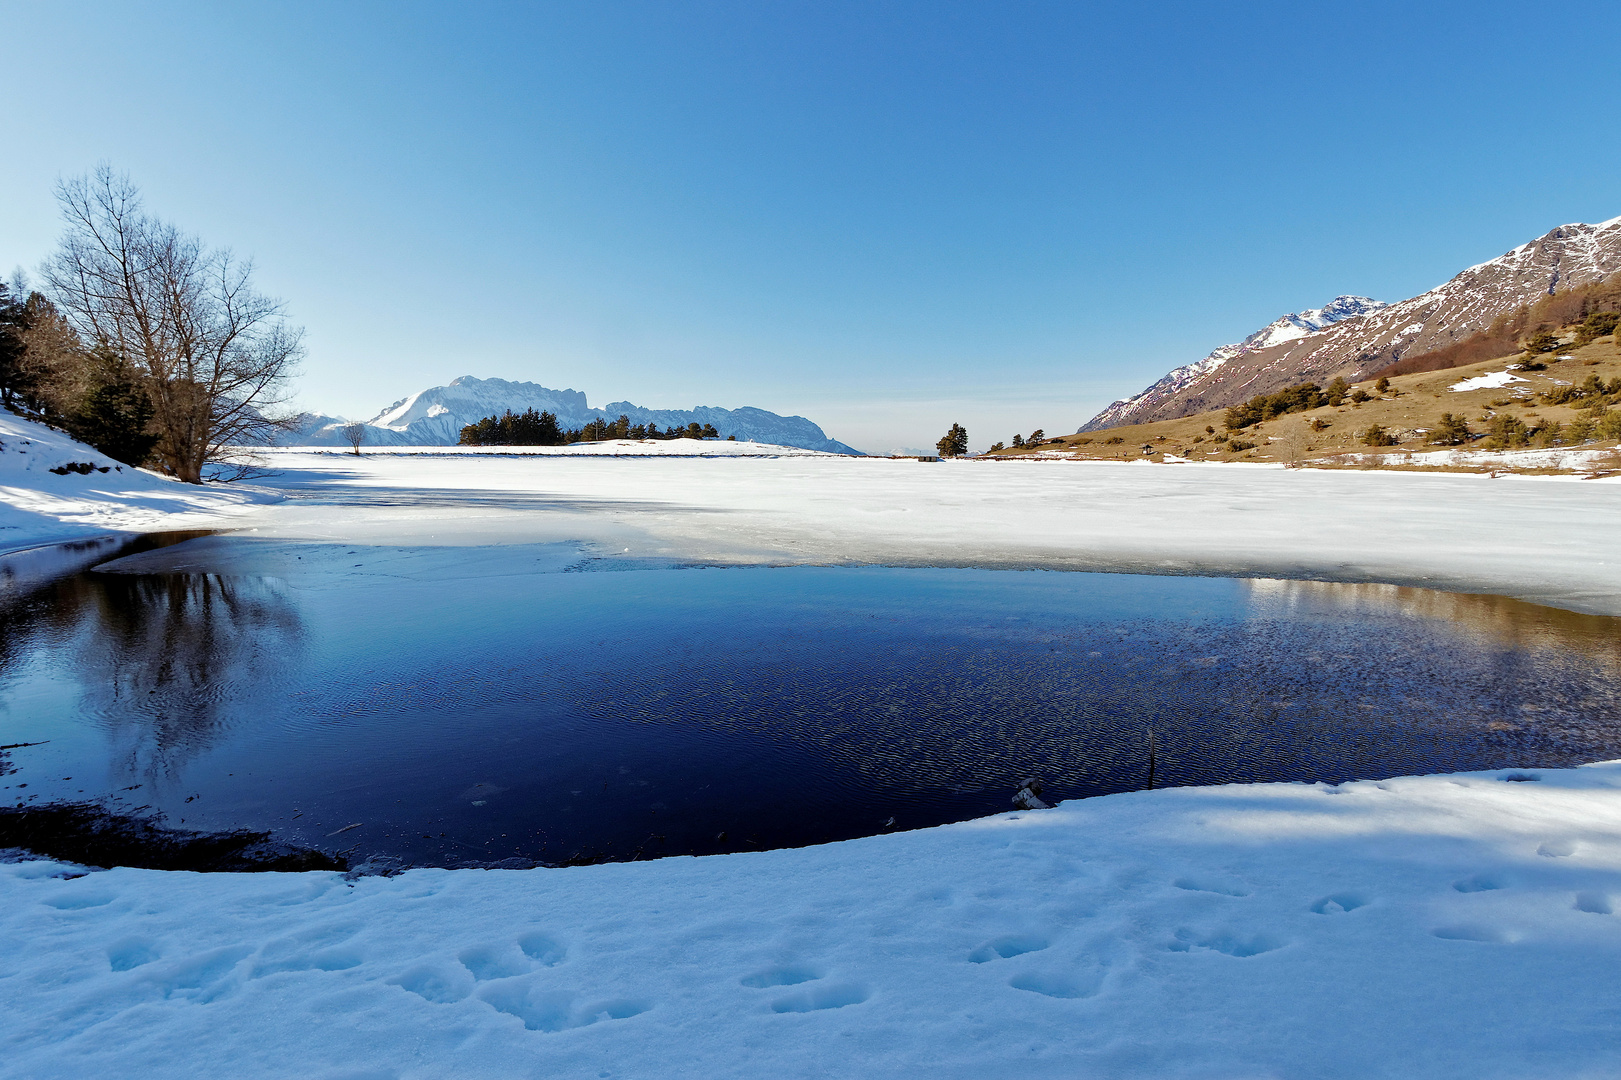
[3,1,1620,453]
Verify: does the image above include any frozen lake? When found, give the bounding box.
[4,535,1621,867]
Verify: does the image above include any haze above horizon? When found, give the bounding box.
[3,1,1619,454]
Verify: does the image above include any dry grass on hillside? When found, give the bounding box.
[987,335,1621,473]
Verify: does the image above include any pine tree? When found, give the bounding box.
[936,422,968,457]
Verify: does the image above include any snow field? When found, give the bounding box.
[226,450,1621,617]
[5,764,1621,1078]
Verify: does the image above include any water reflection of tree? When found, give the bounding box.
[4,568,303,785]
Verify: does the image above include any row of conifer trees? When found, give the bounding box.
[458,409,723,446]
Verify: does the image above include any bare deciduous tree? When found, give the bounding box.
[341,422,366,455]
[42,167,303,483]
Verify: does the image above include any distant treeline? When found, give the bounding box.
[458,408,723,446]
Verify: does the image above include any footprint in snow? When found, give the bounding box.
[1537,839,1578,858]
[741,965,822,988]
[1574,892,1613,915]
[1173,876,1251,897]
[1310,893,1369,914]
[1168,928,1284,957]
[968,935,1049,963]
[1009,969,1104,1000]
[769,983,870,1013]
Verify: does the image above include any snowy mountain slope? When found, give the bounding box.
[1081,296,1386,432]
[286,376,862,455]
[1082,215,1621,430]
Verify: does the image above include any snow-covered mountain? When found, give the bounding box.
[1081,296,1387,432]
[1081,215,1621,431]
[286,376,862,455]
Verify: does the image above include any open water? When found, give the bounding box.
[4,535,1621,867]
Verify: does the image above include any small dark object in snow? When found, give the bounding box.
[1013,777,1051,810]
[49,461,99,476]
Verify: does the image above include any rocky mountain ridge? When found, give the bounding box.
[1081,215,1621,431]
[289,376,862,455]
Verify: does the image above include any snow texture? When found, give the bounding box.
[0,413,271,561]
[1448,370,1526,392]
[4,763,1621,1078]
[286,375,863,455]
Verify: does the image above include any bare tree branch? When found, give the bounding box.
[42,166,303,483]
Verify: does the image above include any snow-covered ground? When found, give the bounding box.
[197,448,1621,617]
[6,418,1621,1077]
[1448,370,1526,392]
[0,413,272,559]
[6,763,1620,1078]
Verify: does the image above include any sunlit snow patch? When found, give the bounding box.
[1448,371,1526,392]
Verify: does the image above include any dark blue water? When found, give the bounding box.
[3,537,1620,866]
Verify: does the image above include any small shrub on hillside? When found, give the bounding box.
[1350,388,1371,404]
[1600,408,1621,441]
[1309,417,1329,432]
[1566,416,1596,442]
[1074,437,1093,445]
[1360,424,1397,447]
[1575,311,1621,344]
[1103,435,1124,444]
[1486,414,1530,449]
[1191,435,1204,443]
[1204,425,1215,435]
[1522,331,1561,353]
[1325,377,1350,407]
[1532,422,1565,448]
[1226,439,1256,452]
[988,441,1005,452]
[1374,377,1390,393]
[1429,413,1471,445]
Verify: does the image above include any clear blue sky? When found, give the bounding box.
[4,1,1620,453]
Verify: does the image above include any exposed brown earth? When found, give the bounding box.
[993,334,1621,475]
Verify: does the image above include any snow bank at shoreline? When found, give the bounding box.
[5,762,1620,1078]
[0,414,272,558]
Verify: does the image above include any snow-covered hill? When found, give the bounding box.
[287,376,862,455]
[0,412,269,559]
[1082,215,1621,430]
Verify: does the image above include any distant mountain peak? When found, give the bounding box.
[1080,216,1621,432]
[290,376,861,455]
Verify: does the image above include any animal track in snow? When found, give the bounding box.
[1574,892,1613,915]
[741,965,821,988]
[460,943,538,981]
[251,922,364,977]
[1168,929,1284,957]
[107,938,160,971]
[1009,970,1103,999]
[518,932,567,966]
[769,982,869,1013]
[1537,839,1578,858]
[1310,893,1368,914]
[477,982,648,1032]
[968,935,1049,963]
[1452,875,1503,893]
[392,963,474,1004]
